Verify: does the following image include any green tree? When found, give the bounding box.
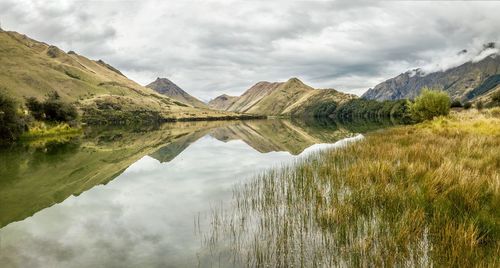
[0,92,25,141]
[410,88,450,121]
[25,97,44,120]
[25,91,78,123]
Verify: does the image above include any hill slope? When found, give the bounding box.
[146,77,207,108]
[208,94,238,110]
[363,49,500,102]
[0,29,240,122]
[209,78,355,116]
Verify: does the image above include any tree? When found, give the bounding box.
[25,97,44,119]
[25,91,78,123]
[0,93,25,141]
[409,88,450,121]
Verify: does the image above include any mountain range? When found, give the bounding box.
[2,27,498,121]
[363,44,500,103]
[209,78,356,116]
[0,29,241,122]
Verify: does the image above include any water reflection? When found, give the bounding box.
[0,118,384,267]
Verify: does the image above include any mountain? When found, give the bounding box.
[0,29,241,122]
[226,81,283,112]
[362,47,500,102]
[209,78,355,116]
[208,94,238,110]
[146,77,208,108]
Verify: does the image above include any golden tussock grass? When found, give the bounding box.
[205,109,500,267]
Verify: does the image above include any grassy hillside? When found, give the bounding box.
[226,81,282,112]
[207,109,500,266]
[209,78,355,116]
[208,94,238,110]
[0,30,245,122]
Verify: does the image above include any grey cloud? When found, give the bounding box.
[1,0,499,100]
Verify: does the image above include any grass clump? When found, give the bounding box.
[205,109,500,267]
[21,122,81,140]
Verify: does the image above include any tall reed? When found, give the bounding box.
[204,110,500,267]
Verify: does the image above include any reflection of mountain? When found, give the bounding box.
[0,121,225,228]
[149,129,208,163]
[209,119,356,155]
[0,118,365,228]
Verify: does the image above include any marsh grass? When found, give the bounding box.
[21,122,82,140]
[204,110,500,267]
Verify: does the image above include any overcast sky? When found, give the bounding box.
[1,0,500,100]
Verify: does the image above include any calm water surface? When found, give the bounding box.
[0,119,367,267]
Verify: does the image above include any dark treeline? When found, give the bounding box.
[329,99,413,123]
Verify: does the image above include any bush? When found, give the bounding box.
[476,101,484,110]
[450,100,463,108]
[409,88,450,121]
[0,93,25,141]
[25,91,78,123]
[490,91,500,107]
[463,102,472,109]
[25,97,44,120]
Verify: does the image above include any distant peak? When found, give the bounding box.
[155,77,171,82]
[285,77,305,86]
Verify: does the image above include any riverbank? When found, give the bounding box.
[207,108,500,267]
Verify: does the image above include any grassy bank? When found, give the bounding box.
[206,109,500,267]
[20,122,82,141]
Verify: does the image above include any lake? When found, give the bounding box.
[0,118,378,267]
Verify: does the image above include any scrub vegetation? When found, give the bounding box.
[205,109,500,267]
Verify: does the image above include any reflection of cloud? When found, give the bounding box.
[0,129,360,267]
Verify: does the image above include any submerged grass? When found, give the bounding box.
[204,109,500,267]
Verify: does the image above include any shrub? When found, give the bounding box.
[0,93,25,141]
[476,101,484,110]
[490,91,500,107]
[25,91,78,123]
[409,88,450,121]
[463,102,472,109]
[450,100,463,108]
[25,97,44,120]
